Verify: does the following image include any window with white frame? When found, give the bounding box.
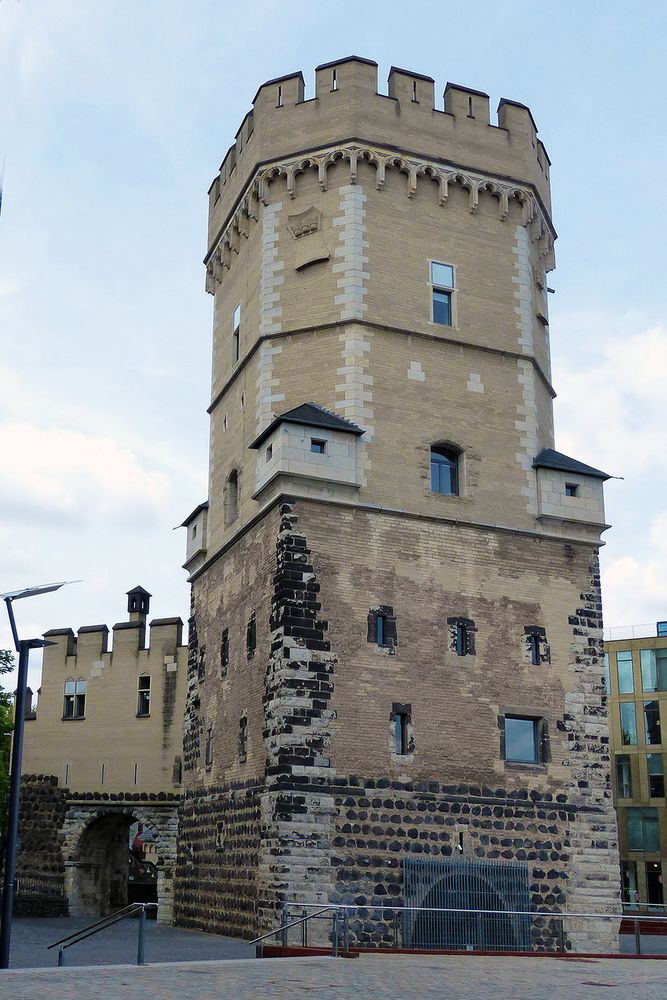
[430,261,455,326]
[137,675,151,716]
[63,678,86,719]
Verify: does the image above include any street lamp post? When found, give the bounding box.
[0,582,76,969]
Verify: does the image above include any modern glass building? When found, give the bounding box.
[606,623,667,911]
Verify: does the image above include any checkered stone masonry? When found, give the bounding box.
[258,501,338,933]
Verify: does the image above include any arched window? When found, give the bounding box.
[63,678,86,719]
[225,469,239,524]
[430,446,460,496]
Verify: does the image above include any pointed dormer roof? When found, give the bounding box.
[533,448,610,480]
[249,402,365,450]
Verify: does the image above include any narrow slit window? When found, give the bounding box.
[137,675,151,716]
[411,80,418,102]
[132,762,139,786]
[220,628,229,675]
[239,715,248,763]
[468,95,474,117]
[100,762,106,785]
[205,724,213,768]
[331,69,337,91]
[232,304,241,362]
[246,612,256,659]
[395,711,409,755]
[265,444,273,462]
[277,85,283,108]
[376,613,386,647]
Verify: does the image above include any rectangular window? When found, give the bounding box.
[621,860,639,909]
[616,650,634,693]
[310,439,326,454]
[657,621,667,637]
[646,862,664,905]
[137,675,151,716]
[641,649,667,692]
[564,483,578,497]
[616,754,633,798]
[430,261,455,326]
[504,715,546,764]
[63,679,86,719]
[232,304,241,362]
[528,634,542,665]
[627,807,660,853]
[368,607,397,649]
[648,754,664,798]
[220,628,229,675]
[644,700,661,745]
[620,702,638,745]
[394,711,409,755]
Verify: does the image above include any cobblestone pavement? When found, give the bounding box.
[1,954,666,1000]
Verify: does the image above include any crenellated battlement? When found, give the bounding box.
[206,56,552,266]
[43,616,185,663]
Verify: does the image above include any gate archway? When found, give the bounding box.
[62,804,176,922]
[404,857,531,951]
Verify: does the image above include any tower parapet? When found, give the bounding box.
[206,56,552,271]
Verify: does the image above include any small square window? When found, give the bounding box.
[565,483,578,497]
[310,439,326,454]
[504,715,548,764]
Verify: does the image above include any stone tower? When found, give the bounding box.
[176,57,620,951]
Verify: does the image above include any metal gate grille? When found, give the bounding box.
[403,857,531,951]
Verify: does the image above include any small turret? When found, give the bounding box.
[126,586,151,623]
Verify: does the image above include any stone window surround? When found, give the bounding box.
[498,710,551,768]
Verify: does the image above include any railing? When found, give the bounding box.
[251,902,667,957]
[47,902,157,966]
[604,624,665,641]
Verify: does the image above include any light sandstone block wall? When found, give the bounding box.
[177,57,621,951]
[20,606,187,923]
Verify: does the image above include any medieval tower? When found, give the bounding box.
[176,57,620,951]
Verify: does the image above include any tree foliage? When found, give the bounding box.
[0,649,14,830]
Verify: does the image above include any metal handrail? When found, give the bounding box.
[255,901,667,958]
[47,902,157,966]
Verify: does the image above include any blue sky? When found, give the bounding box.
[1,1,666,687]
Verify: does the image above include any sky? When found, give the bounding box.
[1,0,666,689]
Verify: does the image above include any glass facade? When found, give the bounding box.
[627,808,660,853]
[648,754,664,798]
[607,636,667,911]
[616,650,634,693]
[620,701,638,745]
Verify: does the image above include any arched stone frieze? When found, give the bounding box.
[205,141,555,289]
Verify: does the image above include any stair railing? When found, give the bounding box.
[47,901,158,966]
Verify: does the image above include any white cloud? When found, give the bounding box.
[0,420,170,525]
[553,318,667,478]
